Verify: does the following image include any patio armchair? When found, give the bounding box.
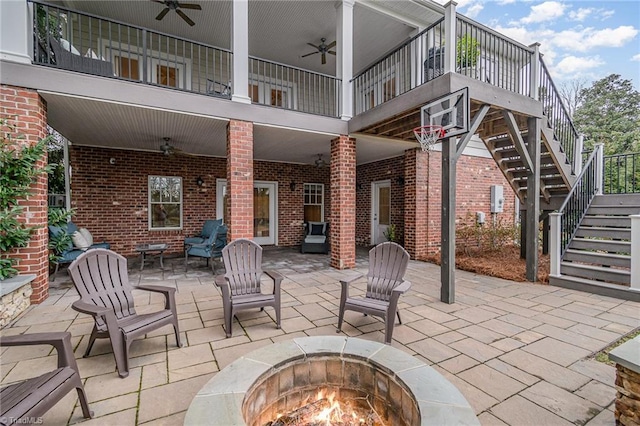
[0,332,93,423]
[68,249,182,378]
[215,239,282,338]
[337,242,411,344]
[48,221,110,280]
[184,219,222,249]
[185,224,228,273]
[301,221,329,254]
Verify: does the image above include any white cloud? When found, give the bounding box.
[632,54,640,62]
[555,55,604,75]
[465,3,484,18]
[568,7,592,21]
[496,0,516,4]
[520,1,566,24]
[554,26,639,52]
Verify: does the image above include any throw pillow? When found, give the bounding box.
[59,38,81,56]
[311,223,325,235]
[71,231,90,250]
[79,228,94,246]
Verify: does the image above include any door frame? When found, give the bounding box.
[216,179,278,245]
[370,179,391,245]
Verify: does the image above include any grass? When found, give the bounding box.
[594,328,640,365]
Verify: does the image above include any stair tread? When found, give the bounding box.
[572,238,630,245]
[549,275,639,301]
[564,249,630,260]
[561,261,630,275]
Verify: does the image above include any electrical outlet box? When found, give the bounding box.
[476,211,485,225]
[490,185,504,213]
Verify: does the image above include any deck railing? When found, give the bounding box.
[539,58,579,174]
[603,152,640,194]
[249,57,341,117]
[31,1,233,98]
[352,18,445,115]
[456,16,533,97]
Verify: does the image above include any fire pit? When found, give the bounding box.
[185,336,478,426]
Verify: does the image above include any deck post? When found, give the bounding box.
[549,212,561,276]
[528,43,540,100]
[231,0,250,104]
[0,0,31,64]
[443,1,457,74]
[526,117,541,281]
[631,215,640,290]
[574,135,584,176]
[441,136,457,304]
[336,0,354,120]
[595,143,604,195]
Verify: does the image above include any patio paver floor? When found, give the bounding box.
[1,246,638,425]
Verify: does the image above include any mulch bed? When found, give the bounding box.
[425,245,550,284]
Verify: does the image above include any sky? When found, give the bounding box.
[434,0,640,89]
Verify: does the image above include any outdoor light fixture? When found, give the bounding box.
[290,181,296,191]
[396,176,405,186]
[196,176,204,187]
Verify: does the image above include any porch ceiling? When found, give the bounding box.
[41,92,416,165]
[56,0,442,75]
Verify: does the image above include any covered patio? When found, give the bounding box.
[2,249,638,425]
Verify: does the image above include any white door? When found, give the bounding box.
[216,180,277,245]
[371,180,391,245]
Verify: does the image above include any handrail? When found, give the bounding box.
[457,15,534,52]
[602,152,640,194]
[249,55,337,80]
[557,145,601,255]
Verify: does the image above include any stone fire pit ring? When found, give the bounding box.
[185,336,478,425]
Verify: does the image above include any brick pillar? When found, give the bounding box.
[226,120,253,240]
[1,85,49,303]
[330,135,356,269]
[403,148,431,260]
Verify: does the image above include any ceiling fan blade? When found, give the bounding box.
[321,53,326,65]
[151,0,166,4]
[301,51,319,58]
[156,7,170,20]
[176,9,195,26]
[178,3,202,10]
[328,51,336,55]
[326,40,336,49]
[307,43,320,50]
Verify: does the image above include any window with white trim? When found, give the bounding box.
[149,176,182,230]
[303,183,324,222]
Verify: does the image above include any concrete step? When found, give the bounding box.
[581,215,632,228]
[549,274,640,302]
[563,249,631,268]
[569,237,631,254]
[574,226,631,240]
[561,262,630,285]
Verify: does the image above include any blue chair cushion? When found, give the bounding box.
[201,219,222,238]
[184,236,205,246]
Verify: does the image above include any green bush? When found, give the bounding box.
[456,213,519,255]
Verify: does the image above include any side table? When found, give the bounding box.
[135,243,168,271]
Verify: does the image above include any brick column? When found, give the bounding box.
[330,135,356,269]
[1,85,49,303]
[403,148,432,260]
[226,120,253,240]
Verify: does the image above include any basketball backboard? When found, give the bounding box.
[421,87,469,138]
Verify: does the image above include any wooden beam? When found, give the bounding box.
[456,104,490,158]
[502,110,533,171]
[441,136,456,304]
[526,117,541,282]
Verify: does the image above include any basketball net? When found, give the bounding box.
[413,125,445,152]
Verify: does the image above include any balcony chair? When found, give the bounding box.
[300,221,329,254]
[0,332,93,423]
[49,36,114,77]
[185,224,228,273]
[68,249,182,378]
[215,239,283,338]
[337,242,411,344]
[184,219,222,250]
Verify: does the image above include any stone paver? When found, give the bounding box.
[2,250,638,426]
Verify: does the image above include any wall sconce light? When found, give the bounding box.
[289,181,296,191]
[396,176,405,186]
[356,183,364,191]
[196,176,204,187]
[109,158,116,165]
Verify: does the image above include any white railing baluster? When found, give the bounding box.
[631,215,640,290]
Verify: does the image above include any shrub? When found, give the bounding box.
[456,212,519,255]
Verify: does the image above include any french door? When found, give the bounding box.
[371,180,391,244]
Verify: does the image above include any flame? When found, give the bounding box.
[313,391,343,426]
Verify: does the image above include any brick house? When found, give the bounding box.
[1,0,581,304]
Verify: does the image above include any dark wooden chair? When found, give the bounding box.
[215,239,282,338]
[337,242,411,344]
[68,248,182,378]
[0,332,93,424]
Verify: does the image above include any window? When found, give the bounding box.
[363,68,398,110]
[303,183,324,222]
[149,176,182,230]
[248,75,296,109]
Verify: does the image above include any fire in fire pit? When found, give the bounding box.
[185,337,479,426]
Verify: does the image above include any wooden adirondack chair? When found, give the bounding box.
[337,242,411,344]
[68,249,182,378]
[0,332,93,424]
[215,239,283,338]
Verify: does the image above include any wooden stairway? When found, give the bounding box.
[549,194,640,301]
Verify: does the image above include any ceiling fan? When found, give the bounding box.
[152,0,201,27]
[314,154,328,168]
[159,137,196,157]
[302,38,336,65]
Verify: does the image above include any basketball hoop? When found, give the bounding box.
[413,125,445,152]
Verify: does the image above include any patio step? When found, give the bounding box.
[549,274,640,302]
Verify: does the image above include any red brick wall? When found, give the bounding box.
[330,135,356,269]
[1,85,49,303]
[69,146,330,256]
[227,120,254,240]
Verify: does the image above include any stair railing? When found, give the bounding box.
[549,143,603,276]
